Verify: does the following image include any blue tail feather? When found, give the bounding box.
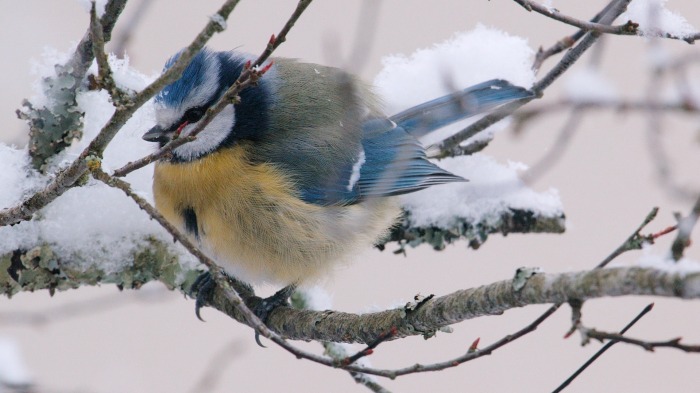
[390,79,534,138]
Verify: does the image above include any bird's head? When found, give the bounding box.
[143,48,274,162]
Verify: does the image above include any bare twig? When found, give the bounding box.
[596,207,662,269]
[341,327,397,367]
[354,303,562,378]
[112,135,193,177]
[70,0,128,80]
[514,0,639,36]
[322,342,394,393]
[89,2,128,106]
[552,303,654,393]
[583,329,700,353]
[551,208,682,390]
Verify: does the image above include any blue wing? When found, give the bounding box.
[299,119,462,205]
[355,119,464,198]
[298,79,534,206]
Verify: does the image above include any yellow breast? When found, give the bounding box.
[153,144,400,285]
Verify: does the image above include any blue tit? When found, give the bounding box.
[143,48,533,287]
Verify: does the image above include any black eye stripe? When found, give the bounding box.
[182,106,206,124]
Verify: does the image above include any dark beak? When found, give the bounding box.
[142,125,172,143]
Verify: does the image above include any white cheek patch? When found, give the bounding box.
[173,104,236,161]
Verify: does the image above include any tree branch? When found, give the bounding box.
[4,243,698,346]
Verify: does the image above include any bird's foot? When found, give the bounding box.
[189,272,295,347]
[189,272,294,322]
[251,285,296,347]
[252,284,296,322]
[190,271,217,321]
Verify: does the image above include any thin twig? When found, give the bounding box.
[514,0,639,36]
[552,303,654,393]
[322,342,394,393]
[364,304,562,378]
[89,2,128,106]
[89,164,275,339]
[341,327,397,367]
[597,207,661,268]
[584,330,700,353]
[68,0,128,88]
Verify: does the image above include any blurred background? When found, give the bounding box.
[1,1,699,392]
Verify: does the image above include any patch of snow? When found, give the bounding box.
[400,154,563,229]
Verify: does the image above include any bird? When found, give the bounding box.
[143,48,533,318]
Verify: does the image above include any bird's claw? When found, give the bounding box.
[252,285,296,347]
[190,271,216,322]
[190,272,295,347]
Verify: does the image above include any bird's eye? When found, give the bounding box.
[182,107,206,123]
